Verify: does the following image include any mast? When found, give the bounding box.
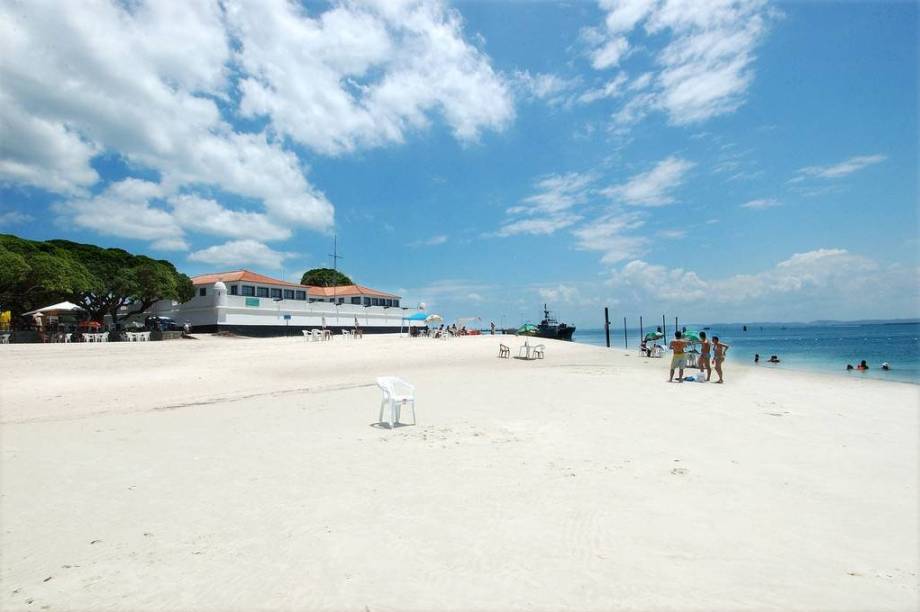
[328,234,344,306]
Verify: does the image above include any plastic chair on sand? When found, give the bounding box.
[498,344,510,358]
[311,329,322,342]
[376,376,416,428]
[341,329,350,340]
[532,344,545,359]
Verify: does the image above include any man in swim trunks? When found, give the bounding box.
[669,331,688,382]
[712,336,730,383]
[698,331,712,381]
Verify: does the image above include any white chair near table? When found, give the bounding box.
[341,329,350,340]
[0,333,10,344]
[376,376,416,428]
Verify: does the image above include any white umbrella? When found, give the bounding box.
[424,314,443,324]
[22,301,85,316]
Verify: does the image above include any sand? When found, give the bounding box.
[1,334,917,611]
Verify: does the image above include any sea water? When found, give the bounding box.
[573,321,920,384]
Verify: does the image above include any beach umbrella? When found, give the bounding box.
[682,330,702,342]
[517,323,538,335]
[644,331,664,341]
[424,314,443,324]
[22,301,85,316]
[405,312,428,321]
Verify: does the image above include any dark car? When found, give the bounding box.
[145,316,179,331]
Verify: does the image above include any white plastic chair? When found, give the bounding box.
[376,376,416,428]
[101,332,109,342]
[141,332,151,341]
[63,333,72,343]
[302,330,311,341]
[311,329,321,342]
[341,329,350,340]
[0,334,10,344]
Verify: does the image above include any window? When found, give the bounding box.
[351,297,361,305]
[283,289,295,299]
[337,297,344,305]
[198,287,206,297]
[230,285,238,295]
[363,297,371,306]
[393,300,400,307]
[241,285,255,297]
[295,290,306,301]
[371,298,378,306]
[270,288,282,299]
[257,287,270,298]
[385,299,392,307]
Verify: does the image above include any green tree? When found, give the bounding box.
[48,240,194,323]
[0,235,93,315]
[0,234,193,324]
[301,267,353,287]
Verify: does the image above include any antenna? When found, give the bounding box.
[328,234,344,305]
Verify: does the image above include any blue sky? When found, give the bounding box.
[1,0,917,326]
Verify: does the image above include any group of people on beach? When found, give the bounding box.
[668,330,728,383]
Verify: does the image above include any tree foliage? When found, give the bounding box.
[301,267,353,287]
[0,234,194,323]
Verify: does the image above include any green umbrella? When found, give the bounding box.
[644,331,663,341]
[682,330,702,342]
[517,323,538,335]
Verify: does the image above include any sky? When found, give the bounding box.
[0,0,917,327]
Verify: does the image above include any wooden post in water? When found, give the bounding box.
[623,317,628,348]
[675,316,679,333]
[662,314,666,337]
[639,316,644,340]
[604,307,611,348]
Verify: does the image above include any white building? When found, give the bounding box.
[153,270,420,335]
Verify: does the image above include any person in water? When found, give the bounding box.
[754,353,760,363]
[881,362,890,370]
[857,360,869,370]
[767,355,780,363]
[712,336,730,383]
[846,364,854,371]
[698,331,712,381]
[669,331,688,383]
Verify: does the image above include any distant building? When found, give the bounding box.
[148,269,417,336]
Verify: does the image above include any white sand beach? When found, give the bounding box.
[1,334,917,611]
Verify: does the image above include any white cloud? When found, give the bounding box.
[52,179,188,251]
[231,0,514,155]
[497,172,595,237]
[571,212,647,263]
[793,154,887,181]
[169,194,292,241]
[0,210,34,227]
[740,198,781,209]
[586,0,774,129]
[188,239,292,270]
[603,156,694,206]
[657,228,687,238]
[607,248,920,319]
[578,72,628,104]
[408,234,448,247]
[1,0,513,251]
[537,284,580,303]
[513,71,580,106]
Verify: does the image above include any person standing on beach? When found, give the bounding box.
[698,331,712,381]
[712,336,730,383]
[490,321,495,335]
[669,331,689,382]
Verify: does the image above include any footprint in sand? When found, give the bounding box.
[671,467,688,476]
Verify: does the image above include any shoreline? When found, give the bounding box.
[2,334,917,610]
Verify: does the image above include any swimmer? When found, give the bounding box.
[857,360,869,370]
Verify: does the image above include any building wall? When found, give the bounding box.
[148,283,421,334]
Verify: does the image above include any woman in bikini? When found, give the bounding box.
[712,336,730,383]
[698,331,712,381]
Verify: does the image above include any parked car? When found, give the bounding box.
[145,316,179,331]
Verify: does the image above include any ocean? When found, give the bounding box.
[572,321,920,384]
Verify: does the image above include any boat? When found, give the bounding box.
[518,305,576,341]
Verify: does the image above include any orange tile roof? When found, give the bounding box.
[190,270,304,288]
[190,270,401,299]
[307,284,401,299]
